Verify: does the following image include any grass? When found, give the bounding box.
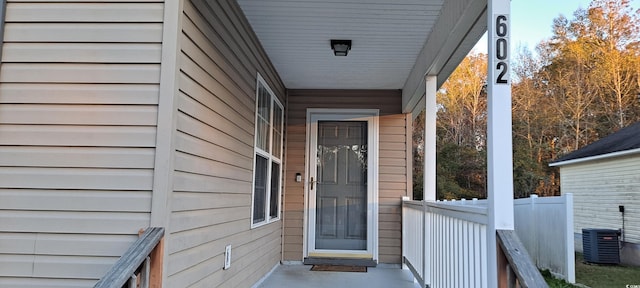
[542,253,640,288]
[574,253,640,288]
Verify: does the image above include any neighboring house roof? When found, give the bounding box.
[550,121,640,167]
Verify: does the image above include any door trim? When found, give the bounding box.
[303,109,379,262]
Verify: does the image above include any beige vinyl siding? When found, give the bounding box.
[284,89,409,264]
[559,154,640,244]
[0,0,162,287]
[167,0,285,287]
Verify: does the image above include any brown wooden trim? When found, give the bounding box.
[149,237,164,288]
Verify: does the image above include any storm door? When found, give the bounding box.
[306,110,378,259]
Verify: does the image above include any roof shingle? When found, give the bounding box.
[551,121,640,164]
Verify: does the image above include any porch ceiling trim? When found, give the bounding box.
[402,0,487,116]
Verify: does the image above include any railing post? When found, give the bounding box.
[150,236,164,288]
[422,202,428,287]
[94,227,164,288]
[487,0,513,285]
[402,196,408,269]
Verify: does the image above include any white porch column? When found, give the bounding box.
[423,75,437,201]
[487,0,514,287]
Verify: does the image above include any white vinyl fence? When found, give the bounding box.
[514,194,575,283]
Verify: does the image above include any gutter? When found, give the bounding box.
[549,148,640,167]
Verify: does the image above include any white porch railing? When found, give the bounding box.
[402,198,488,288]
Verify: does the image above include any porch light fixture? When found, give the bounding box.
[331,39,352,56]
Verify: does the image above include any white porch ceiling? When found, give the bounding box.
[236,0,487,111]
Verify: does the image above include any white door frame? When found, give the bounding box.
[303,108,379,261]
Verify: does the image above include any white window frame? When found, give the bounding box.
[251,74,284,228]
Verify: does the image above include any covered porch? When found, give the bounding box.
[236,0,523,287]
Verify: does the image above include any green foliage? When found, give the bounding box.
[541,269,578,288]
[436,142,485,200]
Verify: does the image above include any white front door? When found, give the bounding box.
[305,109,378,260]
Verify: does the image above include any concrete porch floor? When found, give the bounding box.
[254,264,421,288]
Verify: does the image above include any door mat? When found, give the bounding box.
[310,265,367,272]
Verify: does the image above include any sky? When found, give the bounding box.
[472,0,640,54]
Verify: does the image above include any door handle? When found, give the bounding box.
[310,177,315,190]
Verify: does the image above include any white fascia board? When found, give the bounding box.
[549,148,640,167]
[402,0,487,114]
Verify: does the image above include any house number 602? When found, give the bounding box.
[495,15,508,84]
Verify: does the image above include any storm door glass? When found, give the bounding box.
[315,121,367,250]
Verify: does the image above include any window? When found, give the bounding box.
[252,75,284,227]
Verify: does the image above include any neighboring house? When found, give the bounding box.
[550,121,640,266]
[0,0,509,287]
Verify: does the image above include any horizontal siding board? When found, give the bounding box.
[173,171,251,194]
[0,125,156,147]
[379,173,406,183]
[0,233,137,257]
[176,113,253,156]
[0,277,95,288]
[180,52,253,112]
[5,3,163,22]
[3,23,162,43]
[0,190,151,212]
[168,219,248,254]
[0,63,161,84]
[32,255,118,279]
[172,192,250,213]
[179,72,253,126]
[174,151,252,181]
[0,147,154,168]
[380,166,406,175]
[2,43,162,63]
[175,132,252,169]
[0,83,159,105]
[380,157,406,167]
[178,92,253,142]
[0,104,157,126]
[0,255,36,277]
[0,211,149,234]
[170,207,249,233]
[0,167,153,190]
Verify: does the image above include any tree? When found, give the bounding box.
[512,47,560,196]
[587,0,640,130]
[413,53,488,200]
